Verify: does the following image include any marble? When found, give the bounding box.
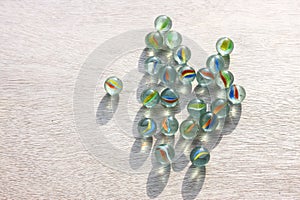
[155,144,175,165]
[200,112,219,132]
[196,68,215,87]
[159,65,177,85]
[138,118,157,137]
[165,31,182,49]
[180,119,200,140]
[206,54,225,74]
[104,76,123,96]
[160,88,179,108]
[144,56,162,75]
[161,116,179,136]
[190,146,210,167]
[174,45,191,65]
[187,98,207,119]
[154,15,172,32]
[227,84,246,104]
[178,65,196,84]
[215,70,234,89]
[140,88,160,108]
[145,31,164,50]
[211,98,230,118]
[216,37,234,56]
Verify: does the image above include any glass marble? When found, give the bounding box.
[216,37,234,56]
[159,65,177,85]
[140,88,160,108]
[215,70,234,89]
[200,112,219,132]
[206,54,225,74]
[154,15,172,32]
[104,76,123,96]
[165,31,182,49]
[155,144,175,165]
[187,98,207,119]
[145,31,164,50]
[180,119,200,140]
[196,68,215,87]
[144,56,162,75]
[178,65,196,84]
[227,84,246,104]
[160,88,179,108]
[161,116,179,136]
[190,146,210,167]
[211,98,230,118]
[138,118,157,137]
[174,45,191,65]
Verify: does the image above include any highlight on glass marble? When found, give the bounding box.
[174,45,191,64]
[187,98,207,119]
[206,54,225,74]
[180,119,200,140]
[159,65,177,85]
[216,37,234,56]
[211,98,230,118]
[140,88,160,108]
[227,84,246,104]
[160,88,179,108]
[200,112,219,132]
[161,116,179,136]
[178,65,196,84]
[190,146,210,167]
[155,144,175,165]
[165,31,182,49]
[104,76,123,96]
[138,118,157,138]
[196,68,215,87]
[145,31,164,50]
[144,56,163,75]
[215,70,234,89]
[154,15,172,33]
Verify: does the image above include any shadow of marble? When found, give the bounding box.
[96,94,119,125]
[146,165,171,199]
[221,104,242,135]
[129,137,153,170]
[182,165,206,200]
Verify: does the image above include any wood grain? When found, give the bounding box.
[0,0,299,199]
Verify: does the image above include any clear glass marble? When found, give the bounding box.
[178,65,196,84]
[187,98,207,119]
[138,118,157,137]
[165,31,182,49]
[174,45,191,65]
[211,98,230,118]
[145,31,164,50]
[200,112,219,132]
[161,116,179,136]
[227,84,246,104]
[154,15,172,33]
[159,65,177,85]
[206,54,225,74]
[216,37,234,56]
[144,56,162,75]
[180,119,199,140]
[155,144,175,165]
[140,88,160,108]
[196,68,215,87]
[215,70,234,89]
[160,88,179,108]
[190,146,210,167]
[104,76,123,96]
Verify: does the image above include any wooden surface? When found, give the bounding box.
[1,0,300,199]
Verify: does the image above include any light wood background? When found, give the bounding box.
[1,0,299,199]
